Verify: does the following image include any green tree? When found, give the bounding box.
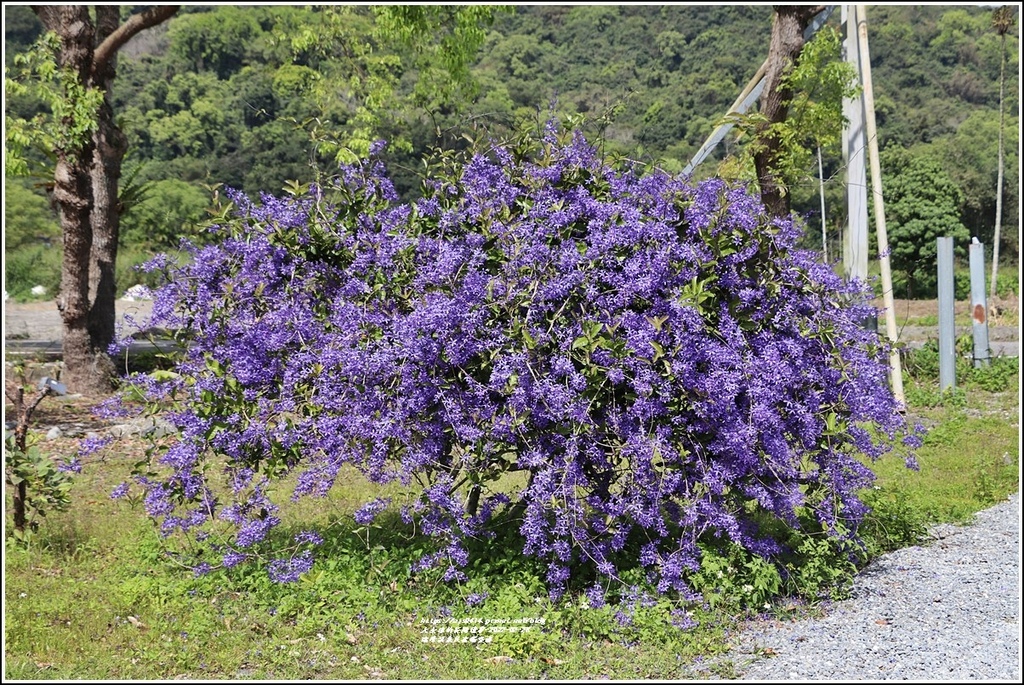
[119,178,209,250]
[721,24,858,217]
[3,178,60,250]
[881,148,970,297]
[920,110,1019,255]
[284,5,506,164]
[166,6,263,79]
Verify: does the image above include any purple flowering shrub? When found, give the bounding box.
[119,122,918,598]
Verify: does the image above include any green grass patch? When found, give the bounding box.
[4,435,737,680]
[869,405,1019,525]
[5,374,1019,679]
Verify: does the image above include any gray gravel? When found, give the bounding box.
[705,492,1021,681]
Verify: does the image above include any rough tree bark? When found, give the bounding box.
[88,5,129,361]
[32,5,179,396]
[753,5,826,219]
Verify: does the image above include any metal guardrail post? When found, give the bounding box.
[937,236,956,391]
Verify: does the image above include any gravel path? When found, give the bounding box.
[695,493,1021,681]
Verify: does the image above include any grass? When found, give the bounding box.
[4,424,738,680]
[4,359,1020,679]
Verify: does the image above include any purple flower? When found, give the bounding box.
[585,584,606,609]
[294,530,324,546]
[670,609,698,631]
[77,435,113,458]
[236,516,278,548]
[267,550,314,583]
[222,550,247,568]
[57,457,82,474]
[114,118,919,603]
[465,592,488,607]
[110,482,130,500]
[354,498,391,525]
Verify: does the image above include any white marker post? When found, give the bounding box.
[969,238,991,368]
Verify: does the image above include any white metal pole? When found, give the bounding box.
[842,5,869,283]
[856,5,905,406]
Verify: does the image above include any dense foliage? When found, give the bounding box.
[4,5,1017,303]
[880,147,971,297]
[110,124,920,600]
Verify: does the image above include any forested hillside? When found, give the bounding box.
[4,4,1019,300]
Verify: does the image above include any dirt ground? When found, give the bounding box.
[3,299,155,341]
[3,295,1019,343]
[875,293,1019,325]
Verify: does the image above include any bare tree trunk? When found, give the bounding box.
[35,6,109,396]
[753,5,824,219]
[32,5,179,395]
[55,151,111,395]
[990,30,1006,301]
[88,5,128,361]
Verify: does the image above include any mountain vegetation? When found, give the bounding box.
[5,4,1019,301]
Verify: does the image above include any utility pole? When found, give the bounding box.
[856,5,904,406]
[842,5,869,283]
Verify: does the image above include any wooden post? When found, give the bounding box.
[856,5,904,406]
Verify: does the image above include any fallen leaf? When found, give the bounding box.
[127,616,148,630]
[875,619,890,626]
[540,657,565,665]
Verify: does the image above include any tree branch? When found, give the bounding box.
[92,5,180,77]
[773,5,827,22]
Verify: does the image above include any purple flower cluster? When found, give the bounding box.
[77,434,114,458]
[267,550,315,583]
[123,122,916,594]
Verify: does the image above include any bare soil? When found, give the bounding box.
[4,299,155,341]
[873,294,1019,342]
